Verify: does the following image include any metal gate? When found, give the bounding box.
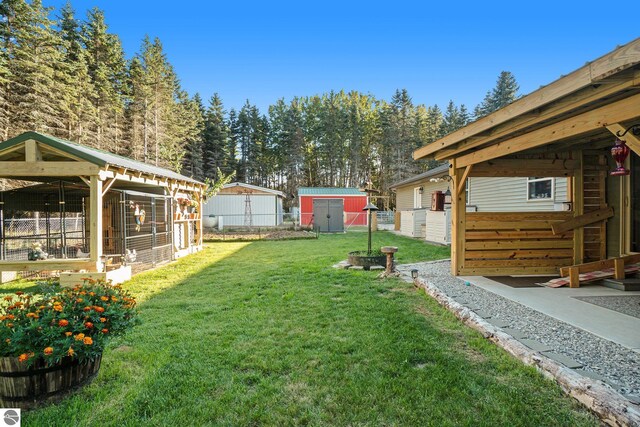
[313,199,344,232]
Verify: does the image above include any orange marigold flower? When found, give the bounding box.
[67,347,75,357]
[83,337,93,345]
[111,296,118,302]
[0,316,6,321]
[89,292,95,297]
[100,296,109,302]
[5,338,10,343]
[76,298,83,303]
[7,314,15,320]
[26,312,38,319]
[13,302,23,307]
[43,347,54,356]
[74,333,85,341]
[94,306,105,313]
[79,291,87,295]
[83,306,92,312]
[18,353,29,363]
[58,319,69,327]
[38,305,46,310]
[101,328,108,334]
[65,331,73,337]
[53,304,63,312]
[3,296,12,302]
[99,317,107,323]
[15,291,24,296]
[6,323,13,328]
[85,322,94,329]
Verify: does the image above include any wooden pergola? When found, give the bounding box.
[414,38,640,286]
[0,132,206,281]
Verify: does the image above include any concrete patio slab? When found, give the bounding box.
[460,275,640,351]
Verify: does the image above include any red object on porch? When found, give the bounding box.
[610,138,631,176]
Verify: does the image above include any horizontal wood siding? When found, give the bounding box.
[468,177,568,212]
[460,211,574,275]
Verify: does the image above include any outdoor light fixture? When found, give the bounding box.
[418,186,424,195]
[610,124,639,176]
[411,269,418,279]
[444,187,452,204]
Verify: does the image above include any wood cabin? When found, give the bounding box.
[413,38,640,288]
[0,132,206,285]
[201,182,284,227]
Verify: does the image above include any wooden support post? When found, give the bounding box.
[613,258,625,280]
[25,140,42,161]
[572,151,584,264]
[450,161,466,276]
[89,176,103,266]
[569,267,580,288]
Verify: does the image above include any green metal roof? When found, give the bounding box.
[0,131,204,185]
[298,187,366,196]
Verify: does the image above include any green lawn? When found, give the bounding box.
[16,232,596,426]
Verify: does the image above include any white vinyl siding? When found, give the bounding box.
[395,180,449,211]
[468,177,568,212]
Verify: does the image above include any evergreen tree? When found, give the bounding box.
[3,0,66,136]
[201,93,230,179]
[441,100,470,136]
[58,2,96,143]
[83,7,127,150]
[474,71,520,118]
[177,92,204,177]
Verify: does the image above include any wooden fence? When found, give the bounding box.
[460,211,574,276]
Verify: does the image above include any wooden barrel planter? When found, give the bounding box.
[348,251,386,270]
[0,355,102,410]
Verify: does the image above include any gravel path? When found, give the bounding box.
[573,296,640,320]
[397,260,640,400]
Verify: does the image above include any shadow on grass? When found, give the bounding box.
[21,234,596,426]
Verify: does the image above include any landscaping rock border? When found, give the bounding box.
[397,260,640,427]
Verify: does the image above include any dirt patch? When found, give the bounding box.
[203,230,317,241]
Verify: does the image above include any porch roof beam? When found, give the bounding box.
[455,92,640,168]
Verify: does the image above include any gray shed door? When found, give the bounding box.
[313,199,344,232]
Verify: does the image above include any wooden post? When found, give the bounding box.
[89,176,103,269]
[572,151,584,264]
[613,258,625,280]
[569,267,580,288]
[450,161,465,276]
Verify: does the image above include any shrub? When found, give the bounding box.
[0,279,138,367]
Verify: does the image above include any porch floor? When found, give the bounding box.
[460,275,640,351]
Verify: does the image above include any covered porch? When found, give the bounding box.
[413,38,640,287]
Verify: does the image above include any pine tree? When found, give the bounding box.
[58,2,96,143]
[474,71,520,118]
[3,0,66,136]
[177,92,205,178]
[83,7,127,150]
[201,93,230,179]
[124,56,150,161]
[441,100,470,136]
[138,36,176,166]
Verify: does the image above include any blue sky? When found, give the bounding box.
[49,1,638,114]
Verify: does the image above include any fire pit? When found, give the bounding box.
[347,250,386,270]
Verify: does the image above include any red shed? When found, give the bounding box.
[298,187,368,231]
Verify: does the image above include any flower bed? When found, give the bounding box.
[0,280,138,408]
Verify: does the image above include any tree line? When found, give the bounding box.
[0,1,520,209]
